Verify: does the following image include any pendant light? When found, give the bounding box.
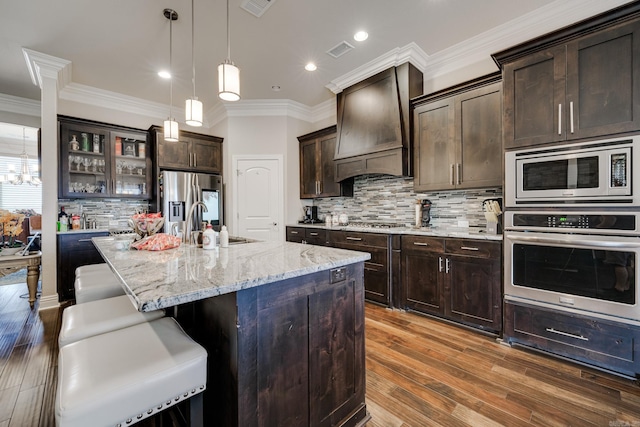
[185,0,203,126]
[218,0,240,101]
[163,8,179,142]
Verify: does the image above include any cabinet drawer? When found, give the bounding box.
[328,231,388,248]
[401,235,444,253]
[506,302,640,377]
[445,239,500,259]
[286,227,305,242]
[305,228,326,245]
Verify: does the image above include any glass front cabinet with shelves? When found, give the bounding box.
[59,117,151,199]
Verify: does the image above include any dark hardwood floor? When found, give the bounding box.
[1,281,639,426]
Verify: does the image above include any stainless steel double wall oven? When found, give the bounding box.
[504,136,640,324]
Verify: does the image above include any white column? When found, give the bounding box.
[23,49,71,310]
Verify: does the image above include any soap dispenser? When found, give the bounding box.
[203,224,216,250]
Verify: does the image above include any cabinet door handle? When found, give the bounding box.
[309,232,318,236]
[446,258,450,274]
[438,256,443,272]
[413,242,429,246]
[450,164,454,186]
[545,327,588,341]
[290,231,299,234]
[569,101,574,134]
[558,103,562,135]
[460,246,479,251]
[193,153,197,168]
[456,163,461,185]
[318,181,322,194]
[346,237,362,241]
[77,239,93,243]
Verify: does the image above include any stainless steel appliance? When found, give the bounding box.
[505,136,639,207]
[419,199,432,227]
[301,206,319,224]
[159,170,223,243]
[504,211,640,323]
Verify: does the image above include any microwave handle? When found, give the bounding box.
[506,232,640,249]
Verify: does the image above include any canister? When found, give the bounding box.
[81,133,90,151]
[138,142,146,158]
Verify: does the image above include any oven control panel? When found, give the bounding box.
[549,215,589,228]
[511,213,636,231]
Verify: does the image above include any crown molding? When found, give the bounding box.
[60,82,169,120]
[326,42,429,94]
[420,0,632,80]
[0,93,40,117]
[22,48,72,90]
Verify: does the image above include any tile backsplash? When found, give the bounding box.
[58,199,150,230]
[314,174,502,228]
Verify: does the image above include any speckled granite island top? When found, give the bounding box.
[92,236,371,312]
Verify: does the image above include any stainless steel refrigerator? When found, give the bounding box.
[159,170,223,243]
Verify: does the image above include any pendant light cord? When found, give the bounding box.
[169,12,174,119]
[191,0,196,98]
[226,0,231,60]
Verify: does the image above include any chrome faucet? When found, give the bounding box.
[183,201,208,244]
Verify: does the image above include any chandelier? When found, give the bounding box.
[0,128,41,186]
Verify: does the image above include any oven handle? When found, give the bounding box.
[505,231,640,249]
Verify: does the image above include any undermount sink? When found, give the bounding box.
[227,236,258,245]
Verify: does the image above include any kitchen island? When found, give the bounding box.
[92,237,371,427]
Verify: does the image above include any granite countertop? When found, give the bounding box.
[92,236,371,312]
[289,223,503,241]
[57,228,111,235]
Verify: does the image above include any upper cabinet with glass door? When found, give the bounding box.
[59,117,151,199]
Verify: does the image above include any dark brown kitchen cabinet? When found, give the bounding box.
[57,231,109,301]
[402,235,502,334]
[151,125,223,174]
[504,301,640,378]
[59,116,151,199]
[412,73,502,191]
[495,5,640,149]
[286,226,327,246]
[298,125,353,199]
[328,230,391,306]
[193,263,367,427]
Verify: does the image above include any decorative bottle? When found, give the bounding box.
[203,224,216,250]
[219,225,229,248]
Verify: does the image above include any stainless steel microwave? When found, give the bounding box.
[505,136,639,207]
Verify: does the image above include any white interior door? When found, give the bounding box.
[233,156,283,241]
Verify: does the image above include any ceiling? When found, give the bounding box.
[1,0,634,122]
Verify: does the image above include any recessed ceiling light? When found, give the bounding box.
[158,70,171,79]
[305,63,317,72]
[354,31,368,42]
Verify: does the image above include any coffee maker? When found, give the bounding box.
[420,199,432,227]
[301,206,319,224]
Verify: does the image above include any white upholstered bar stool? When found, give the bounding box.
[58,295,165,348]
[74,269,125,304]
[74,263,111,278]
[56,317,207,427]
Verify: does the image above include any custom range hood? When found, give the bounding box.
[334,63,423,181]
